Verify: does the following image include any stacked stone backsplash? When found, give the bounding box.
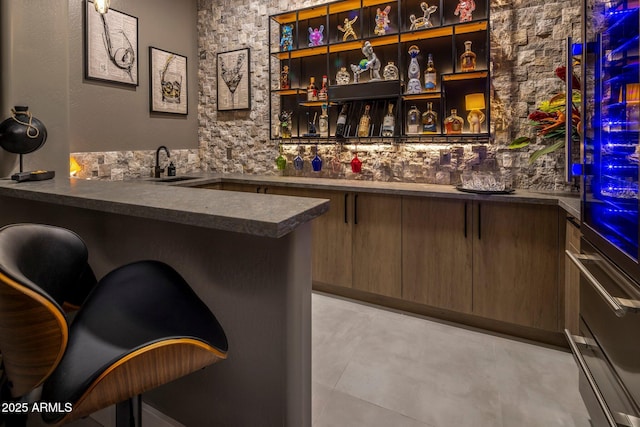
[70,150,201,180]
[196,0,581,190]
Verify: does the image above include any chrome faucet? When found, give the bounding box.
[154,146,171,178]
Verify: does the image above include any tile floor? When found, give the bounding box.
[311,292,591,427]
[33,292,591,427]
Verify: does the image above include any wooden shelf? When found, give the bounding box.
[442,71,489,81]
[269,0,490,141]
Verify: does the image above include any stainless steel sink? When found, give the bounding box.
[156,176,199,183]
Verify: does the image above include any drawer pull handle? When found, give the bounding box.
[564,330,640,427]
[566,251,640,317]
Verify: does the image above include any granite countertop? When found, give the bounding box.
[0,177,330,238]
[0,174,581,238]
[152,173,582,218]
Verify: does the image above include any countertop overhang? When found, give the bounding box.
[0,177,330,238]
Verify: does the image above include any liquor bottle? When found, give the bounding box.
[307,77,318,101]
[319,103,329,137]
[460,41,476,72]
[444,108,464,134]
[335,104,349,138]
[318,75,328,101]
[382,103,395,137]
[407,105,421,135]
[424,54,437,91]
[358,105,371,137]
[421,102,438,134]
[280,65,290,90]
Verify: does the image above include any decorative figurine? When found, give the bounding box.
[279,110,292,139]
[350,41,381,83]
[336,66,351,85]
[280,65,290,89]
[280,25,293,51]
[308,25,325,47]
[409,2,438,31]
[338,15,358,41]
[405,45,422,94]
[454,0,476,23]
[374,6,391,35]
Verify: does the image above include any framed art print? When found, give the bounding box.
[149,47,188,115]
[217,48,251,111]
[84,0,138,86]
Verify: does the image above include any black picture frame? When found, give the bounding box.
[217,48,251,111]
[149,47,188,115]
[84,0,139,86]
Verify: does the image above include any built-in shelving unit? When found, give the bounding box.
[268,0,490,143]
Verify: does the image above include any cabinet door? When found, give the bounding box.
[402,197,473,313]
[352,193,402,298]
[301,189,354,288]
[473,202,560,330]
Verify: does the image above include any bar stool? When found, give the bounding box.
[0,223,228,426]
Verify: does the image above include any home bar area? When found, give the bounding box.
[0,0,638,426]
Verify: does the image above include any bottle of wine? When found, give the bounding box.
[318,75,328,101]
[424,54,437,91]
[407,105,421,135]
[307,76,318,101]
[444,108,464,134]
[357,104,371,137]
[335,104,349,138]
[460,41,476,72]
[382,103,395,137]
[421,102,438,134]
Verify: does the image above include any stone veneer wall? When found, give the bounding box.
[74,0,581,189]
[197,0,582,190]
[70,149,201,180]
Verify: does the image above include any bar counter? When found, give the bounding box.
[0,177,329,426]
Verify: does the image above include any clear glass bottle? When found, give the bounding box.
[336,67,350,85]
[421,102,438,134]
[307,76,318,101]
[358,104,371,137]
[424,54,437,91]
[382,103,395,137]
[444,108,464,134]
[335,104,349,138]
[318,75,328,101]
[407,105,421,135]
[383,62,399,80]
[460,41,476,72]
[319,103,329,137]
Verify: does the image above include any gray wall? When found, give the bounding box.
[0,0,198,178]
[68,0,199,153]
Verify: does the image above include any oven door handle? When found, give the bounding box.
[564,330,640,427]
[566,250,640,317]
[564,329,618,427]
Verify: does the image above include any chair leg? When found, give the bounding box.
[115,395,142,427]
[0,378,27,427]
